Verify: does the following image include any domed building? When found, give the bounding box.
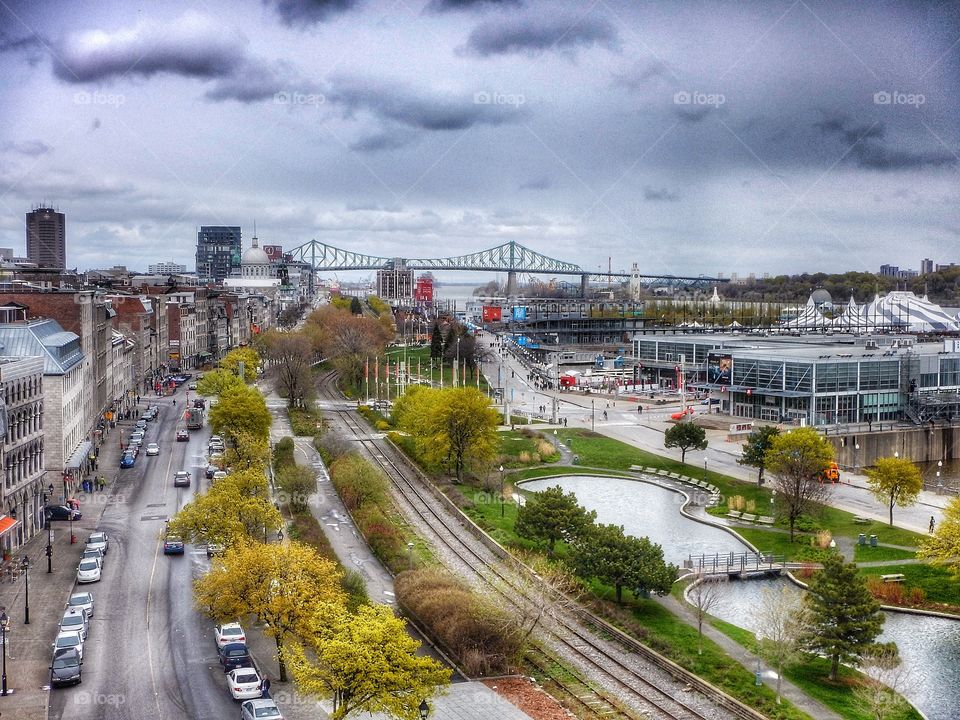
[224,233,281,290]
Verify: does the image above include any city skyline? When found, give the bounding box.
[0,0,957,276]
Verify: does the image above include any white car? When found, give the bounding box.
[214,622,246,648]
[76,558,102,583]
[212,470,228,482]
[53,629,84,660]
[240,699,283,720]
[145,442,160,456]
[85,532,108,555]
[59,608,89,641]
[67,591,94,618]
[81,548,104,568]
[226,667,262,700]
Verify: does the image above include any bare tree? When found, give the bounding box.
[260,330,315,408]
[755,584,811,704]
[499,552,582,651]
[853,644,910,720]
[686,575,727,655]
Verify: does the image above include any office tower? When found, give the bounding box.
[196,226,241,282]
[26,206,66,269]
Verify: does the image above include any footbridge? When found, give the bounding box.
[684,552,789,580]
[287,239,724,297]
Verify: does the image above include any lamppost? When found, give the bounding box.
[46,489,54,573]
[703,458,708,483]
[407,541,415,570]
[854,443,860,475]
[1,608,8,695]
[937,459,943,494]
[499,465,505,517]
[22,556,30,624]
[419,699,430,719]
[591,399,595,432]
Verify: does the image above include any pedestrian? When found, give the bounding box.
[277,528,284,541]
[261,676,272,699]
[637,405,641,414]
[930,516,936,534]
[563,417,567,427]
[136,394,141,405]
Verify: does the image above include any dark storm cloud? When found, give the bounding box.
[265,0,359,26]
[0,32,46,66]
[815,114,956,171]
[52,12,245,83]
[424,0,521,13]
[205,61,314,103]
[327,75,526,130]
[643,186,679,202]
[463,15,617,57]
[1,139,52,156]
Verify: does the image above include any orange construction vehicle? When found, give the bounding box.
[819,462,840,483]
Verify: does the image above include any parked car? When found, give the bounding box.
[212,470,227,482]
[49,647,83,687]
[52,630,84,660]
[193,398,205,409]
[45,505,82,521]
[218,642,252,672]
[76,558,101,583]
[81,548,104,568]
[176,429,189,442]
[205,464,219,479]
[145,442,160,456]
[206,543,224,558]
[188,382,197,390]
[240,699,283,720]
[173,471,191,487]
[120,452,136,469]
[163,535,184,555]
[85,532,108,555]
[214,622,246,648]
[59,608,89,641]
[66,591,94,618]
[227,667,262,700]
[135,419,147,430]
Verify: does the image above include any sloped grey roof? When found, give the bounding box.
[0,319,84,374]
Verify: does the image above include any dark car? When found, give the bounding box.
[45,505,82,521]
[205,464,218,479]
[176,429,189,442]
[50,647,83,687]
[120,452,136,469]
[163,535,184,555]
[217,642,252,672]
[193,398,205,409]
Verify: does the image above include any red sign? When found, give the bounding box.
[263,245,284,262]
[482,305,502,322]
[414,277,433,302]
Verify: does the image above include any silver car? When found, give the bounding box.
[59,608,89,641]
[85,532,108,555]
[66,591,94,618]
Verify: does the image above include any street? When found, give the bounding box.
[47,396,236,720]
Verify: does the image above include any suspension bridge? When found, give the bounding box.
[286,239,724,297]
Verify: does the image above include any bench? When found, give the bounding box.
[726,510,742,519]
[880,573,905,583]
[646,467,659,474]
[758,516,775,525]
[853,516,870,524]
[741,513,758,522]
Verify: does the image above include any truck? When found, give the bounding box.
[185,407,203,430]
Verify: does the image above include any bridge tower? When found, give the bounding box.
[580,273,590,298]
[506,270,519,297]
[629,262,642,300]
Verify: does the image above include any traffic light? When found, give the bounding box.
[45,544,52,557]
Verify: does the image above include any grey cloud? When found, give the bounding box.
[205,61,313,103]
[519,176,551,190]
[53,12,245,83]
[643,186,679,202]
[425,0,521,13]
[463,15,617,57]
[327,75,526,130]
[613,60,671,91]
[89,118,101,133]
[349,130,416,152]
[1,140,52,156]
[0,32,46,66]
[673,105,715,123]
[815,114,956,171]
[265,0,359,26]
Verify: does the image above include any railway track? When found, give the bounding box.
[317,375,741,720]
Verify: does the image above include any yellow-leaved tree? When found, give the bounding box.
[208,384,272,444]
[919,496,960,578]
[220,347,261,383]
[287,603,450,720]
[195,540,345,681]
[196,368,245,397]
[865,456,923,526]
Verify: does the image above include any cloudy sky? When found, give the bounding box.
[0,0,957,280]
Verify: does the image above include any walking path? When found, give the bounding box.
[261,383,534,720]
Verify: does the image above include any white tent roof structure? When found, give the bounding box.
[832,296,873,331]
[862,291,959,333]
[779,296,828,329]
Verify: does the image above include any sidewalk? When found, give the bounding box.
[0,413,132,720]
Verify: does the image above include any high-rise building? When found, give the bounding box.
[196,226,241,281]
[921,258,934,274]
[25,206,66,269]
[148,260,188,275]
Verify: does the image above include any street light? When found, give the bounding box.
[22,556,30,624]
[0,609,7,695]
[419,699,430,719]
[591,399,595,432]
[499,465,505,517]
[407,541,415,570]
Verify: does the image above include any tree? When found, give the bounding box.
[503,552,581,648]
[687,576,726,656]
[865,457,923,526]
[276,464,317,513]
[514,485,597,552]
[305,306,392,391]
[853,643,910,720]
[224,429,270,471]
[208,384,272,444]
[220,347,260,383]
[739,425,781,486]
[349,296,363,315]
[195,540,346,682]
[765,427,835,540]
[287,604,450,720]
[755,584,811,704]
[918,495,960,577]
[396,387,500,481]
[197,368,245,397]
[430,322,443,360]
[260,330,315,408]
[803,554,884,682]
[663,422,707,463]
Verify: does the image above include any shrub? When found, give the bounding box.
[330,454,389,511]
[354,504,405,569]
[289,407,321,436]
[375,420,390,431]
[815,530,832,549]
[745,499,756,513]
[395,568,521,676]
[276,464,316,512]
[272,437,296,472]
[865,578,927,606]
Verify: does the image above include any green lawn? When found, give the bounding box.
[733,527,840,563]
[857,563,960,607]
[853,545,918,563]
[497,429,561,467]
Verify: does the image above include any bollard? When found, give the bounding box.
[870,534,878,547]
[858,533,866,546]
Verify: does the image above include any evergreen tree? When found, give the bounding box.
[738,425,781,486]
[349,296,363,315]
[571,524,674,602]
[430,322,444,360]
[515,485,596,552]
[804,555,884,681]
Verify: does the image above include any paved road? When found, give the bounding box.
[48,395,236,720]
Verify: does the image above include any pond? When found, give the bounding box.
[521,474,960,720]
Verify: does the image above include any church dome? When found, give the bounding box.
[243,245,269,265]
